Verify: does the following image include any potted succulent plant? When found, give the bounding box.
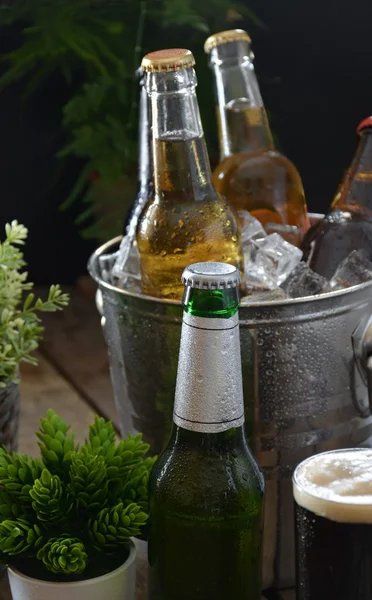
[0,409,155,600]
[0,221,69,451]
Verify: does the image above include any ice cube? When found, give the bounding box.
[330,250,372,289]
[98,251,120,284]
[238,210,266,245]
[244,233,303,291]
[117,274,143,295]
[281,262,331,298]
[112,240,141,282]
[240,288,286,305]
[264,222,301,246]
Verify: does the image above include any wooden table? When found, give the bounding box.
[0,281,294,600]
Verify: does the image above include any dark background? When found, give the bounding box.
[1,0,371,284]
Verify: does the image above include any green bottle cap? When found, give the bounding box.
[182,262,240,290]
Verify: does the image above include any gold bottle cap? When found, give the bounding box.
[141,49,195,73]
[204,29,251,54]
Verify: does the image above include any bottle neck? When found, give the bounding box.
[146,67,216,202]
[173,287,244,434]
[138,77,152,195]
[209,41,274,159]
[332,131,372,211]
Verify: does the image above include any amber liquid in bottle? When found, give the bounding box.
[301,123,372,278]
[137,52,241,300]
[207,36,310,246]
[214,104,309,245]
[138,137,240,299]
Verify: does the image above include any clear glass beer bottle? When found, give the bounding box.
[148,262,265,600]
[137,49,242,300]
[113,68,154,278]
[123,67,153,236]
[205,29,310,246]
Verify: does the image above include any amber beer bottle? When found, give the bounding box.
[137,49,242,300]
[301,117,372,278]
[205,29,310,246]
[148,262,265,600]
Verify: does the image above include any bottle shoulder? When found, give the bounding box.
[136,193,239,237]
[214,149,303,184]
[150,441,264,511]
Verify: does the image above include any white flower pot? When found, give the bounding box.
[7,540,136,600]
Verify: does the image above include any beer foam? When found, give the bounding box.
[293,449,372,523]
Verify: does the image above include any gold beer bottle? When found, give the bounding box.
[205,30,310,246]
[137,49,242,300]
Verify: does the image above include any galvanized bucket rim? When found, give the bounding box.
[88,233,372,308]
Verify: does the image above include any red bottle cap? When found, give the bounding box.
[357,117,372,134]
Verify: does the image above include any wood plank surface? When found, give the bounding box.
[38,285,117,426]
[19,351,96,454]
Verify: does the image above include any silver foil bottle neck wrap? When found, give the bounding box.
[173,311,245,433]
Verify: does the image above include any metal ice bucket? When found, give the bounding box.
[88,222,372,589]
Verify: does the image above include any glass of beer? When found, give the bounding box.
[293,448,372,600]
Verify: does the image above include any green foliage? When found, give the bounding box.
[0,520,44,555]
[37,409,76,479]
[0,221,69,385]
[87,415,116,453]
[121,456,157,513]
[0,411,155,579]
[89,502,147,551]
[0,492,24,521]
[85,416,151,494]
[37,535,87,575]
[30,469,72,527]
[0,0,260,240]
[68,448,108,513]
[0,451,44,512]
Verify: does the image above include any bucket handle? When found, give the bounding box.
[366,356,372,415]
[352,314,372,417]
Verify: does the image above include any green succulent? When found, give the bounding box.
[0,450,44,509]
[104,434,150,487]
[30,469,73,527]
[0,520,44,555]
[37,535,87,575]
[0,411,154,579]
[121,456,157,513]
[87,416,116,455]
[84,426,150,497]
[89,502,148,551]
[0,491,25,521]
[68,448,108,513]
[37,410,76,479]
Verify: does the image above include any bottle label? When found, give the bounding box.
[173,312,245,433]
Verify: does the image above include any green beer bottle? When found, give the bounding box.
[148,262,265,600]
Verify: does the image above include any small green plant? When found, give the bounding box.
[0,221,69,386]
[0,410,156,579]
